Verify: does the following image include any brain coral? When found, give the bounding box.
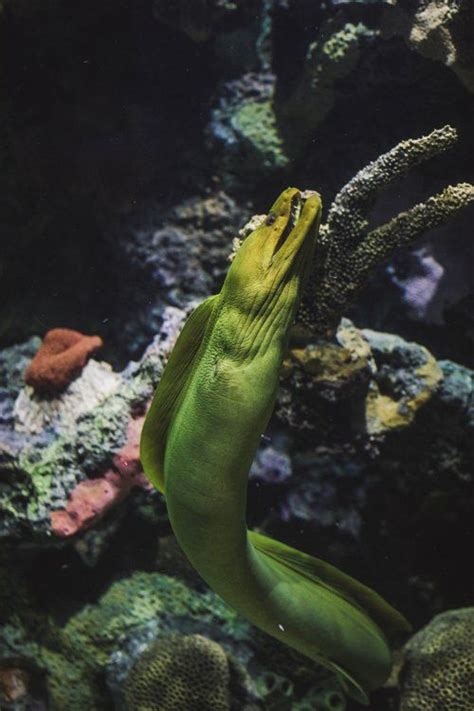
[399,608,474,710]
[124,634,239,711]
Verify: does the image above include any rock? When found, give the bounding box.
[363,329,443,435]
[14,359,121,436]
[153,0,256,44]
[110,191,247,359]
[277,320,443,436]
[387,247,445,322]
[0,667,29,704]
[382,0,474,92]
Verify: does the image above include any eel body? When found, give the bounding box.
[140,188,410,705]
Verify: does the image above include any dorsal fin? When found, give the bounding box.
[140,296,218,492]
[249,530,411,644]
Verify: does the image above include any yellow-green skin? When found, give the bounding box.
[140,188,410,705]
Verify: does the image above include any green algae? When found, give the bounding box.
[232,99,289,171]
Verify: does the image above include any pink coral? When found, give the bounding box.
[51,416,151,537]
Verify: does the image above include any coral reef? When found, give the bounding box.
[0,568,344,711]
[298,125,474,338]
[399,608,474,710]
[0,307,185,543]
[1,1,473,708]
[24,328,103,395]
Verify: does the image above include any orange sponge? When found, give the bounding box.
[25,328,103,395]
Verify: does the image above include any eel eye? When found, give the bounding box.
[265,213,277,226]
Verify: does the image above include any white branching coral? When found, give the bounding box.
[298,125,474,337]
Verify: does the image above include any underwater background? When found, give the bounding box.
[0,0,473,709]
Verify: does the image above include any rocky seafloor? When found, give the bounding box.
[1,1,473,709]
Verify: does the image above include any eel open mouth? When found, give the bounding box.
[271,191,303,255]
[270,189,320,257]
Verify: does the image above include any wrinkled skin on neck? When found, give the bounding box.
[214,188,321,366]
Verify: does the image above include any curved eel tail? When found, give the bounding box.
[249,529,411,705]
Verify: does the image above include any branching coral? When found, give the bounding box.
[297,125,474,338]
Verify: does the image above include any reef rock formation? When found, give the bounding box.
[383,0,474,92]
[0,307,186,546]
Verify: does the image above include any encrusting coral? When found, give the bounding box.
[25,327,103,395]
[50,416,150,537]
[297,125,474,338]
[399,608,474,710]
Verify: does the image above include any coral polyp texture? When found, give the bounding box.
[25,328,103,395]
[123,634,244,711]
[298,125,474,338]
[399,608,474,710]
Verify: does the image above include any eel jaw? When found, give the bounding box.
[271,189,321,267]
[271,192,303,257]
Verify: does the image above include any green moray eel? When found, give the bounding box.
[140,188,411,705]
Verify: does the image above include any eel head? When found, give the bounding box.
[218,188,322,360]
